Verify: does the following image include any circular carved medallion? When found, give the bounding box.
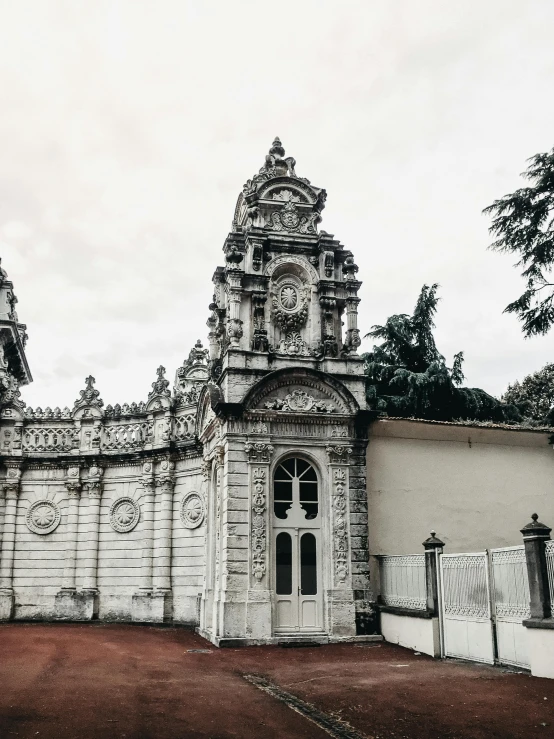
[26,499,61,535]
[109,497,140,533]
[180,493,205,529]
[280,285,298,310]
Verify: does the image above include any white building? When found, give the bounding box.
[1,140,553,650]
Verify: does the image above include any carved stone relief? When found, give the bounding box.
[180,492,205,529]
[332,468,349,585]
[26,499,61,535]
[265,390,336,414]
[251,467,267,582]
[109,497,140,533]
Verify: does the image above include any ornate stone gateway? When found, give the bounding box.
[0,140,376,644]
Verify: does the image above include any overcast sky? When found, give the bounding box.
[1,0,553,409]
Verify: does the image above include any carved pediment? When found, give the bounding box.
[244,368,358,416]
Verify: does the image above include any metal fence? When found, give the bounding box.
[490,546,530,621]
[546,540,554,604]
[379,554,427,611]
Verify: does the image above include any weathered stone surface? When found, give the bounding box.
[0,141,371,645]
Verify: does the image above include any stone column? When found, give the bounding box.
[55,465,87,620]
[211,445,225,640]
[0,463,21,620]
[226,266,244,347]
[326,445,356,637]
[245,441,274,641]
[521,513,552,621]
[344,296,361,352]
[423,530,445,616]
[80,466,103,619]
[343,253,361,352]
[199,457,213,633]
[152,458,175,621]
[132,461,156,622]
[61,474,81,590]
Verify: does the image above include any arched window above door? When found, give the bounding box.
[273,458,318,521]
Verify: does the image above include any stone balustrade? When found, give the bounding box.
[1,408,200,456]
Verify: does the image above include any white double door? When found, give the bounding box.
[274,528,323,633]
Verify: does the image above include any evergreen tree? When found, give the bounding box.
[484,148,554,336]
[502,363,554,424]
[362,285,521,423]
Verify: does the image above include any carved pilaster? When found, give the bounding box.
[244,442,274,589]
[251,467,267,584]
[81,465,103,592]
[153,458,175,592]
[226,269,244,346]
[326,446,352,588]
[0,462,21,618]
[138,461,155,592]
[61,466,81,591]
[251,288,268,352]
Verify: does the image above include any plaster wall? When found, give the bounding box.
[527,628,554,679]
[368,420,554,555]
[7,455,206,623]
[380,612,440,657]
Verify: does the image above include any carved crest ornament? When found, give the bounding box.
[264,390,336,414]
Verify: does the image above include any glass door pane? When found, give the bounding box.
[276,532,292,595]
[300,533,317,595]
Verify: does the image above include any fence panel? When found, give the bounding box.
[546,540,554,604]
[379,555,427,611]
[440,552,494,664]
[490,546,530,669]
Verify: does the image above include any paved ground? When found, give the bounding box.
[0,624,553,739]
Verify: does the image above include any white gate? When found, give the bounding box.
[440,552,495,664]
[440,548,531,668]
[490,546,530,669]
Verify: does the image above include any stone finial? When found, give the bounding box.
[148,365,170,400]
[269,136,285,158]
[423,530,445,549]
[521,513,552,540]
[73,375,104,410]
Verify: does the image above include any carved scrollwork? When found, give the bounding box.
[251,467,267,582]
[244,442,274,463]
[326,445,353,464]
[265,390,335,414]
[332,468,349,585]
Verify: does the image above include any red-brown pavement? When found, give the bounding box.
[0,623,553,739]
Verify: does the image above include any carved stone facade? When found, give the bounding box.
[0,140,376,642]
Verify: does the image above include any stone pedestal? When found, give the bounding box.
[328,589,356,637]
[54,589,95,621]
[0,589,14,621]
[246,589,272,640]
[131,591,170,623]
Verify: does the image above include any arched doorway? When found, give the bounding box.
[273,457,323,633]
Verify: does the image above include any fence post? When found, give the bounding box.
[521,513,552,620]
[423,531,444,616]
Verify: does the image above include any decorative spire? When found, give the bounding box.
[148,365,170,400]
[74,375,104,410]
[268,136,285,159]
